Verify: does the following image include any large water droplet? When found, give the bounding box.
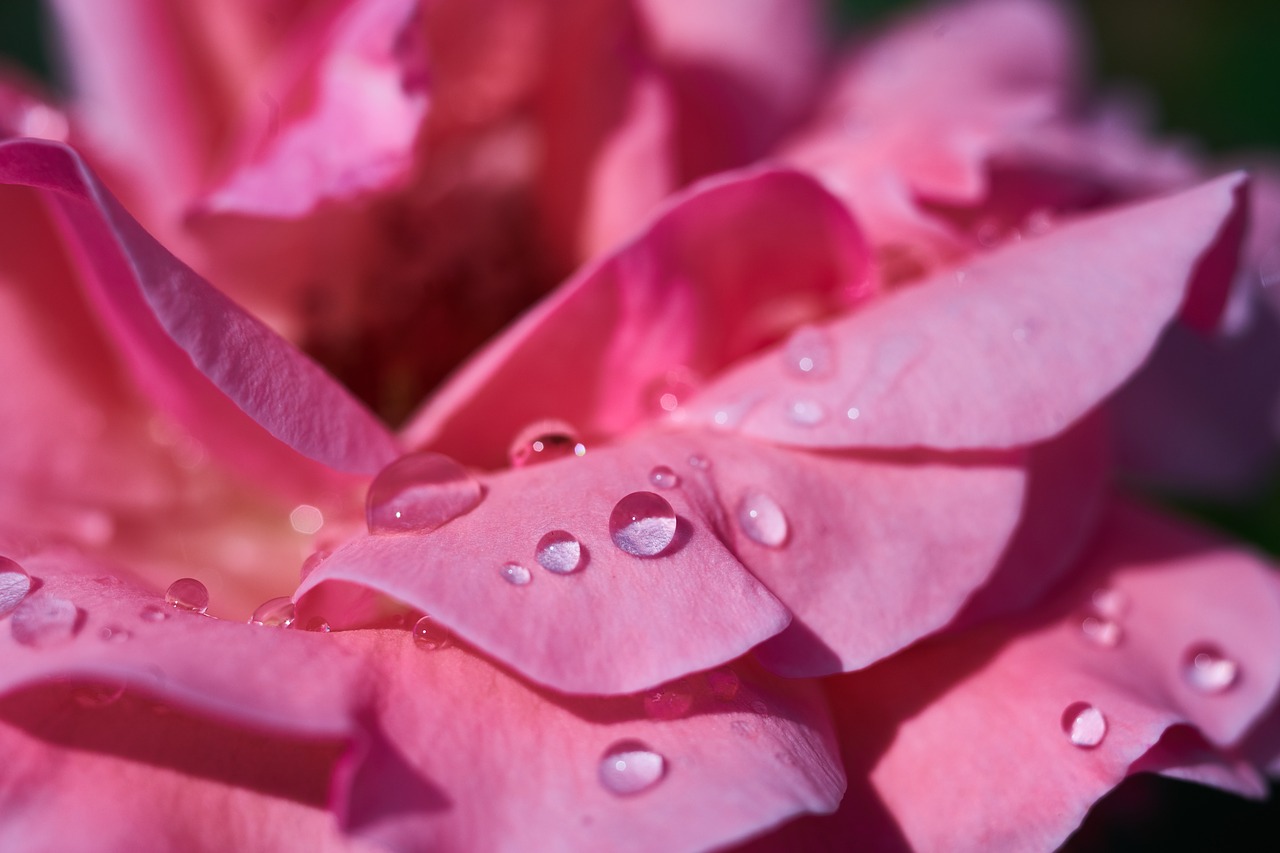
[367,452,483,534]
[736,491,789,548]
[1061,702,1106,748]
[1183,643,1239,694]
[784,326,835,379]
[508,421,582,468]
[501,562,532,586]
[249,597,296,628]
[599,741,666,796]
[0,556,32,617]
[644,682,693,720]
[1079,614,1122,648]
[609,492,677,557]
[412,615,451,650]
[165,578,209,614]
[786,398,826,426]
[649,465,680,489]
[535,530,582,574]
[10,596,80,647]
[300,549,331,582]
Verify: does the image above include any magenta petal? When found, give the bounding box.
[332,635,844,852]
[0,139,400,478]
[685,174,1248,450]
[402,167,869,468]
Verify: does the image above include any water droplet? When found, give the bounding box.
[535,530,582,574]
[1183,643,1239,694]
[0,556,32,617]
[644,683,693,720]
[412,615,451,650]
[165,578,209,614]
[649,466,680,489]
[508,421,582,468]
[1079,615,1122,648]
[367,452,483,533]
[846,406,861,421]
[598,741,666,796]
[300,549,331,582]
[98,624,132,643]
[303,617,332,633]
[74,684,125,708]
[501,562,532,586]
[1061,702,1106,748]
[736,491,788,548]
[609,492,677,557]
[10,596,80,647]
[687,454,711,470]
[706,668,740,700]
[139,604,169,623]
[709,397,760,431]
[1090,587,1128,619]
[645,367,700,414]
[249,597,296,628]
[784,326,835,379]
[786,398,826,426]
[289,504,325,534]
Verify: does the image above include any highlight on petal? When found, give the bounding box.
[748,501,1280,851]
[402,166,870,469]
[0,139,400,480]
[0,69,68,142]
[683,173,1248,451]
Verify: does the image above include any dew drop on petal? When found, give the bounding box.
[644,683,692,720]
[535,530,582,574]
[687,454,711,470]
[10,596,80,647]
[598,741,666,796]
[786,398,826,426]
[412,615,451,650]
[649,465,680,489]
[165,578,209,614]
[249,597,296,628]
[609,492,677,557]
[74,684,125,708]
[1079,615,1122,648]
[98,624,132,643]
[501,562,532,586]
[846,406,861,421]
[1061,701,1106,748]
[303,617,332,633]
[645,367,700,414]
[0,556,31,617]
[706,668,740,700]
[784,326,835,380]
[1183,643,1239,694]
[139,604,170,623]
[367,452,483,533]
[508,421,582,468]
[736,491,788,548]
[1090,587,1128,619]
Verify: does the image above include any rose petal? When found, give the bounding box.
[683,174,1248,450]
[0,139,400,479]
[401,167,870,469]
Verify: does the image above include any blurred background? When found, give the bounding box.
[2,0,1279,848]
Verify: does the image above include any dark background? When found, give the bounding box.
[3,0,1279,849]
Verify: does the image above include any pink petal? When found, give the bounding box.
[401,167,870,469]
[300,429,1025,691]
[0,139,400,479]
[332,634,844,852]
[748,501,1280,851]
[683,174,1248,450]
[0,69,68,142]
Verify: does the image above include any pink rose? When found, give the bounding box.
[1,0,1278,850]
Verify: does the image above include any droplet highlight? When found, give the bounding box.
[784,326,835,379]
[1183,643,1239,694]
[1079,614,1122,648]
[535,530,582,574]
[736,491,789,548]
[165,578,209,614]
[649,465,680,489]
[645,367,700,414]
[509,420,582,468]
[367,452,483,533]
[0,556,31,617]
[599,741,666,796]
[501,562,532,586]
[609,492,677,557]
[786,398,826,426]
[412,615,451,650]
[10,596,80,647]
[1061,702,1106,748]
[249,597,296,628]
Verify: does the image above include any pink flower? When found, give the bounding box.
[0,0,1278,850]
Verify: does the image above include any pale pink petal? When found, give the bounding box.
[0,140,400,479]
[683,174,1247,450]
[300,428,1025,691]
[401,167,869,469]
[747,502,1280,851]
[202,0,430,217]
[332,633,844,852]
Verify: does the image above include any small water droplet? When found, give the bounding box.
[0,556,32,617]
[1183,643,1239,694]
[736,491,788,548]
[501,562,532,586]
[1090,587,1128,618]
[300,549,331,582]
[784,326,835,379]
[367,452,483,533]
[786,398,826,426]
[289,504,325,534]
[139,604,170,623]
[535,530,582,574]
[303,617,332,633]
[165,578,209,614]
[644,683,693,720]
[645,367,700,414]
[706,668,740,700]
[508,420,582,468]
[687,454,711,470]
[599,741,666,796]
[412,615,451,650]
[649,465,680,489]
[709,397,760,431]
[98,624,132,643]
[249,597,296,628]
[74,684,125,708]
[1079,614,1122,648]
[10,596,80,647]
[609,492,677,557]
[1062,702,1106,748]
